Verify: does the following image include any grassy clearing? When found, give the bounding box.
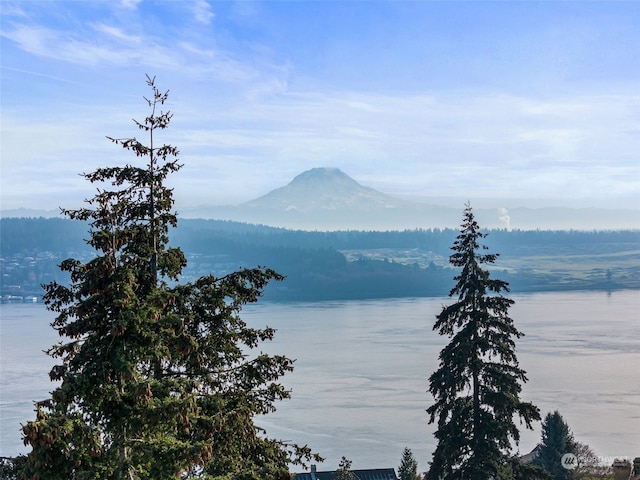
[341,247,640,291]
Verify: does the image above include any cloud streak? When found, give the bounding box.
[11,88,636,209]
[1,1,639,214]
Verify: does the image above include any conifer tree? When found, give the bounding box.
[533,411,577,480]
[20,76,319,480]
[398,447,421,480]
[426,203,540,480]
[335,456,356,480]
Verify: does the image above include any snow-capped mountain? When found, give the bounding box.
[173,168,639,231]
[243,167,406,212]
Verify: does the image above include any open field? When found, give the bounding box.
[340,247,640,291]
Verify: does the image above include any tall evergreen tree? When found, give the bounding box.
[398,447,421,480]
[20,76,319,480]
[426,203,540,480]
[533,411,577,480]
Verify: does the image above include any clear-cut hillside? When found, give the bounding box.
[242,167,405,211]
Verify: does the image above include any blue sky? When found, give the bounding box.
[1,1,639,212]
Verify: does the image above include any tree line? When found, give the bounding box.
[2,217,639,301]
[2,217,638,259]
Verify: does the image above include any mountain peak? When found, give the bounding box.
[243,167,402,211]
[290,167,357,185]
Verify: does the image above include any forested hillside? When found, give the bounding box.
[2,217,638,301]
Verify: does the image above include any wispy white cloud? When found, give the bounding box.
[119,0,142,9]
[92,23,143,45]
[1,24,149,66]
[191,0,214,25]
[0,66,84,86]
[12,20,212,71]
[2,57,637,209]
[0,2,28,17]
[1,17,286,87]
[167,88,639,206]
[1,1,638,213]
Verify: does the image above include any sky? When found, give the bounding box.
[1,0,639,213]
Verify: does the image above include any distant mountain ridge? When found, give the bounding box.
[181,167,450,229]
[243,167,405,211]
[3,168,639,230]
[179,167,639,230]
[0,207,61,218]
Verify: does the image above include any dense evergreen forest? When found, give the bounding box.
[1,217,639,301]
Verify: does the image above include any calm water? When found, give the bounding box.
[1,291,638,471]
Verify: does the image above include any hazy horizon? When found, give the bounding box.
[3,165,638,232]
[2,2,639,217]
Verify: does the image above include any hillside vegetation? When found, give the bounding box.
[1,217,638,301]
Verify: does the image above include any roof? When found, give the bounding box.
[294,468,398,480]
[519,445,540,464]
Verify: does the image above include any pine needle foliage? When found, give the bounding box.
[335,456,356,480]
[533,411,577,480]
[426,203,540,480]
[398,447,421,480]
[20,76,320,480]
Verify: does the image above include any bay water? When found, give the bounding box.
[1,290,638,471]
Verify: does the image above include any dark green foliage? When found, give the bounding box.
[532,411,577,480]
[3,217,640,300]
[335,456,356,480]
[426,204,540,480]
[4,217,640,258]
[0,456,26,479]
[497,457,552,480]
[398,447,421,480]
[20,76,319,479]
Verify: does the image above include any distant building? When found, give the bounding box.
[294,465,398,480]
[519,445,540,464]
[613,458,640,480]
